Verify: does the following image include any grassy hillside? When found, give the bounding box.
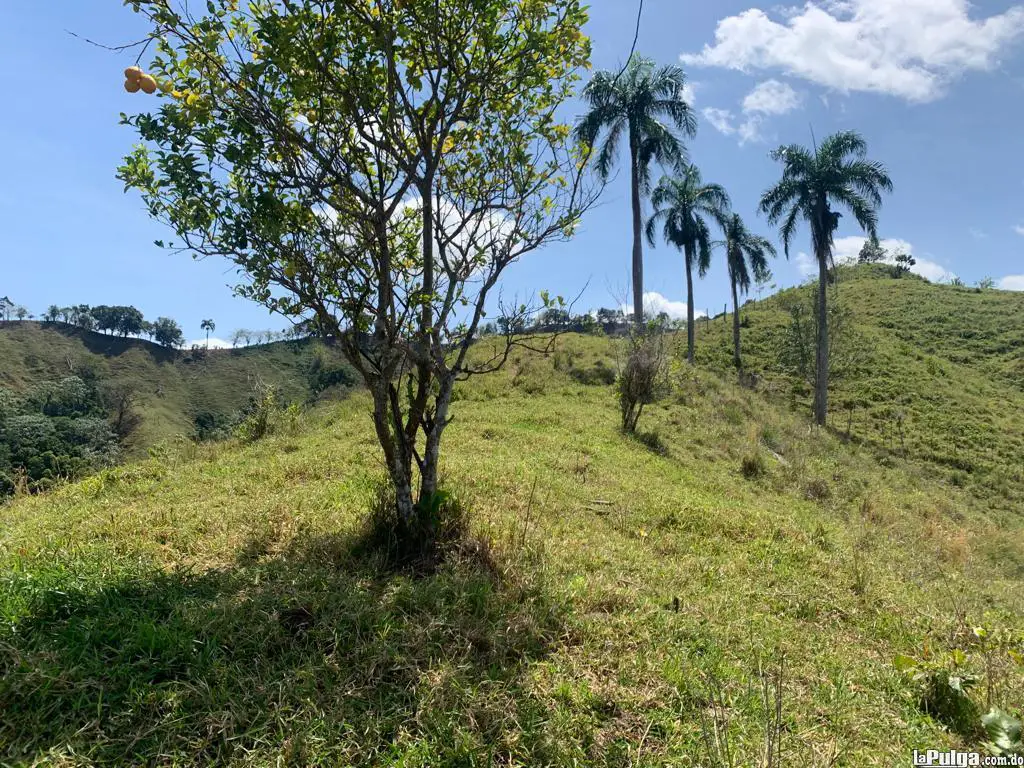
[0,321,351,454]
[695,266,1024,510]
[1,331,1022,766]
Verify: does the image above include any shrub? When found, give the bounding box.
[618,333,669,433]
[804,479,831,501]
[234,380,280,443]
[895,649,981,737]
[741,452,767,479]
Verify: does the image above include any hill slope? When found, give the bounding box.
[1,330,1022,766]
[696,266,1024,510]
[0,321,351,453]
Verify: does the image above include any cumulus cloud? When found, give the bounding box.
[187,337,234,349]
[999,275,1024,291]
[621,292,706,320]
[1013,225,1024,236]
[795,252,817,276]
[681,0,1024,102]
[742,79,802,115]
[681,81,698,105]
[701,107,765,145]
[702,107,736,135]
[702,79,801,145]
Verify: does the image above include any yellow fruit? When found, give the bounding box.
[124,78,141,93]
[124,66,143,82]
[139,74,158,94]
[159,80,174,94]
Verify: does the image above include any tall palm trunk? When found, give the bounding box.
[629,128,644,329]
[684,242,695,364]
[730,265,742,370]
[814,250,829,426]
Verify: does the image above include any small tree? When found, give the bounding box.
[14,307,28,321]
[120,0,596,526]
[618,329,668,433]
[200,318,216,349]
[977,276,995,290]
[892,252,916,277]
[152,317,185,348]
[44,305,61,323]
[857,238,886,264]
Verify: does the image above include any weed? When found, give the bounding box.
[741,452,767,479]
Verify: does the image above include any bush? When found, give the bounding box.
[804,478,831,501]
[234,380,280,443]
[741,452,767,479]
[192,410,234,442]
[618,333,669,433]
[306,344,354,397]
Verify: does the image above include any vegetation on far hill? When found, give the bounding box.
[0,322,353,465]
[696,264,1024,510]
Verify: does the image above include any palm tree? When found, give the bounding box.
[646,164,729,363]
[759,130,892,426]
[718,213,777,371]
[201,318,216,349]
[575,55,697,328]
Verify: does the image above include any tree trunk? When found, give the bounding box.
[814,252,829,426]
[369,382,416,522]
[685,243,695,364]
[419,375,453,502]
[731,270,742,370]
[629,128,644,329]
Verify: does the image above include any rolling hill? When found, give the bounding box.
[695,264,1024,511]
[0,321,352,453]
[1,270,1022,765]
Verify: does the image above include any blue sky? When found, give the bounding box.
[3,1,1024,345]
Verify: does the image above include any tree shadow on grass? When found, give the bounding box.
[0,534,566,766]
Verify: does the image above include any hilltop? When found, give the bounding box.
[1,273,1023,764]
[0,321,352,454]
[696,265,1024,510]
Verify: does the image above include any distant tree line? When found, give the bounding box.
[228,326,311,347]
[41,304,186,348]
[478,306,684,339]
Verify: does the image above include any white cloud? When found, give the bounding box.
[681,82,698,105]
[969,227,989,240]
[1013,225,1024,236]
[999,275,1024,291]
[187,337,234,349]
[702,107,736,135]
[703,80,799,146]
[742,79,802,115]
[621,292,706,320]
[795,252,817,276]
[701,107,764,145]
[681,0,1024,102]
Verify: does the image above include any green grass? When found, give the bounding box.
[695,265,1024,510]
[0,321,350,454]
[2,324,1022,766]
